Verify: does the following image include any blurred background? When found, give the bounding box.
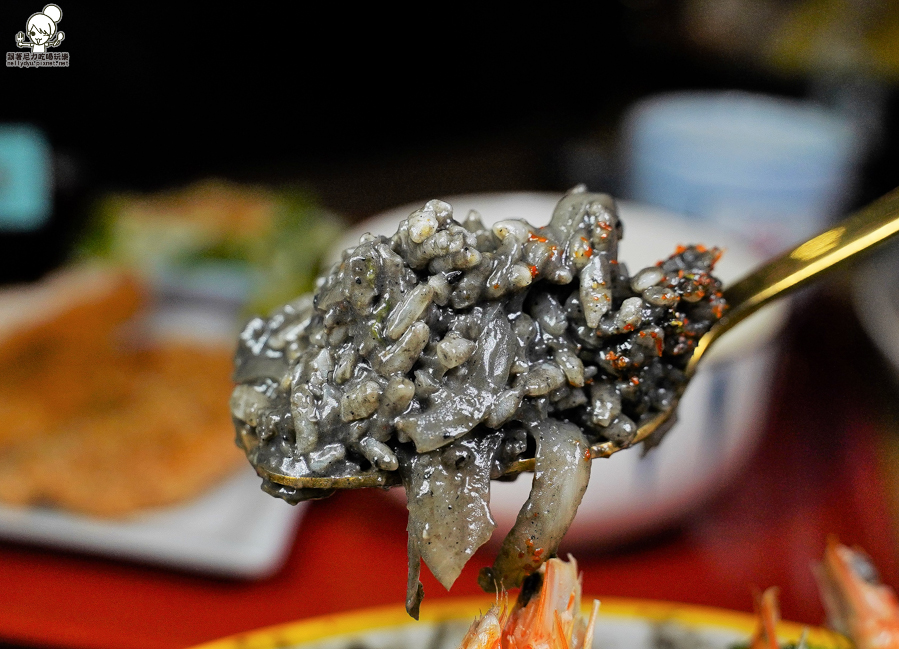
[1,1,899,649]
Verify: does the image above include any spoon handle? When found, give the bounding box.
[689,186,899,371]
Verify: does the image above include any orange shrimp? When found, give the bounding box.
[458,556,598,649]
[814,537,899,649]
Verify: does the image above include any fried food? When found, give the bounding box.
[0,265,242,517]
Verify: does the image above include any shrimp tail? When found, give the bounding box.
[749,587,781,649]
[460,556,598,649]
[813,536,899,649]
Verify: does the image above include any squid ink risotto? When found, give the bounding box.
[230,187,727,616]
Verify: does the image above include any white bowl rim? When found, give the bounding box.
[851,246,899,378]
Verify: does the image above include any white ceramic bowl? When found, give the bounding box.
[852,241,899,387]
[190,596,849,649]
[332,193,790,547]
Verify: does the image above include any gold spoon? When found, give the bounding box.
[254,187,899,491]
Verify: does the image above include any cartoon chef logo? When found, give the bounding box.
[15,4,65,53]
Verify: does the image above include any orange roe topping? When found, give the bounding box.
[604,351,628,370]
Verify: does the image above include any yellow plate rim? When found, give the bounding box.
[189,595,851,649]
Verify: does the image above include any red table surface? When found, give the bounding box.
[1,288,897,649]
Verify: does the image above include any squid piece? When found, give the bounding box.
[396,305,513,453]
[400,433,504,617]
[478,419,592,592]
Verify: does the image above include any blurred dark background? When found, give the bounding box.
[2,0,897,284]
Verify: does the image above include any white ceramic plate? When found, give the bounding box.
[0,298,306,578]
[0,464,305,578]
[189,596,849,649]
[334,192,790,547]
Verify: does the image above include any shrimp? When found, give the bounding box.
[814,537,899,649]
[458,556,599,649]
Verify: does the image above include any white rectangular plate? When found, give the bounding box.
[0,464,306,578]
